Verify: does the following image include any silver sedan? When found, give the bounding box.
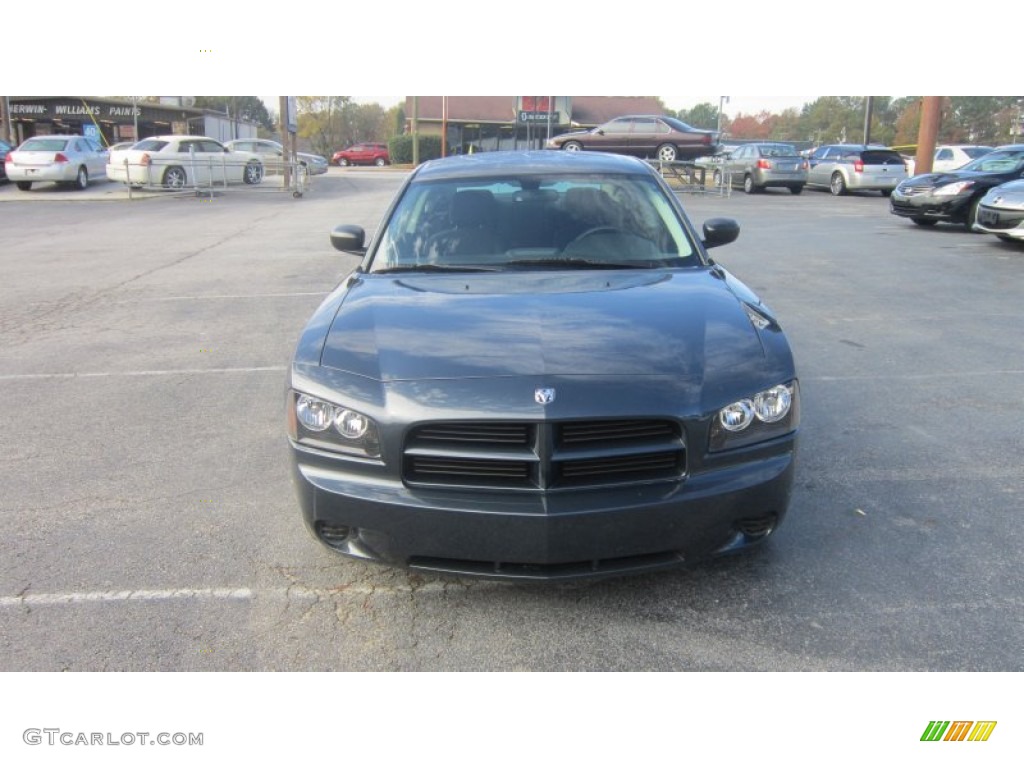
[4,135,109,191]
[973,180,1024,242]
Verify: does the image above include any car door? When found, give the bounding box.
[590,118,632,153]
[77,138,107,179]
[627,117,662,157]
[807,146,832,186]
[726,146,748,185]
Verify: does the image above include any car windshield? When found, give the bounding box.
[369,174,699,273]
[21,138,69,151]
[960,149,1024,173]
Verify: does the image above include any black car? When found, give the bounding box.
[890,144,1024,230]
[287,151,799,581]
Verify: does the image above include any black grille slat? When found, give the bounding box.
[404,419,685,490]
[560,452,682,479]
[558,419,677,444]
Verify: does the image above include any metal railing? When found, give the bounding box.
[649,158,732,197]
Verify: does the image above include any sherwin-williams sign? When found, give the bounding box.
[921,721,997,742]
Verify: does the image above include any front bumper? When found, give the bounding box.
[291,435,797,581]
[973,203,1024,239]
[890,191,972,221]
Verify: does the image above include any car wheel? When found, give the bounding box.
[911,217,937,226]
[562,141,583,152]
[880,189,892,197]
[830,173,847,196]
[743,175,758,194]
[15,181,32,191]
[338,158,349,166]
[163,166,187,189]
[964,197,982,232]
[790,185,803,195]
[656,144,678,163]
[243,161,263,185]
[74,166,88,190]
[374,157,386,167]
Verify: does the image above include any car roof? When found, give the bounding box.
[414,150,653,181]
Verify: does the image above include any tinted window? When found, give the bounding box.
[759,144,797,157]
[135,139,169,151]
[603,120,632,135]
[662,117,697,133]
[861,150,903,165]
[962,147,993,160]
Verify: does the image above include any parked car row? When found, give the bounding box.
[890,144,1024,241]
[107,136,265,189]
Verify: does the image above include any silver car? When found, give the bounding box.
[806,144,907,196]
[972,179,1024,242]
[716,143,808,194]
[4,135,108,191]
[225,139,329,176]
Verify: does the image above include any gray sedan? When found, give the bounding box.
[4,135,108,191]
[225,139,329,175]
[716,143,808,194]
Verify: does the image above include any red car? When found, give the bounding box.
[332,142,389,167]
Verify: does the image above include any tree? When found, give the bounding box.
[296,96,351,158]
[677,102,718,130]
[192,97,274,132]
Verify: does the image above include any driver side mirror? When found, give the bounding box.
[331,225,366,254]
[702,218,740,249]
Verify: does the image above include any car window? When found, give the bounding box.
[21,138,70,151]
[962,147,992,159]
[760,144,796,157]
[371,174,697,272]
[603,120,632,135]
[960,150,1024,173]
[198,140,226,153]
[861,150,903,164]
[936,149,953,160]
[632,117,657,132]
[134,139,169,152]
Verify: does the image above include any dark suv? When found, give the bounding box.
[890,144,1024,230]
[806,144,907,195]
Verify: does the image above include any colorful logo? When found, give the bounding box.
[921,721,997,742]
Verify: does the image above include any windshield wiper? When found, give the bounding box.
[503,257,649,270]
[375,263,499,274]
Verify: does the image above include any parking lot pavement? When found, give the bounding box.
[0,175,1021,673]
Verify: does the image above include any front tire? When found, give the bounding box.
[880,189,892,197]
[374,157,386,167]
[338,158,349,166]
[964,197,981,232]
[562,141,583,152]
[74,166,88,190]
[830,173,847,196]
[790,185,804,195]
[656,143,678,163]
[15,181,32,191]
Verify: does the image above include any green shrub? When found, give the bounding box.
[388,134,443,165]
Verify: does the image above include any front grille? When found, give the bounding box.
[404,419,685,490]
[897,184,935,196]
[977,208,1024,230]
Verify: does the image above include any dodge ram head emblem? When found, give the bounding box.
[534,388,556,405]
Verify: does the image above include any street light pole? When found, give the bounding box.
[718,96,729,137]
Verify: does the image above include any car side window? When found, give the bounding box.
[604,119,632,135]
[936,149,953,161]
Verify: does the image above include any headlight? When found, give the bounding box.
[709,381,799,452]
[288,391,381,458]
[934,181,974,196]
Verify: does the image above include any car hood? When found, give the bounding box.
[905,169,1013,187]
[319,270,765,382]
[982,180,1024,208]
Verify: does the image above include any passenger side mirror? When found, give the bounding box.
[331,225,367,254]
[702,218,740,249]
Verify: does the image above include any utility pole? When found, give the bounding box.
[915,97,943,175]
[0,96,10,144]
[279,96,292,189]
[862,96,874,146]
[411,97,419,166]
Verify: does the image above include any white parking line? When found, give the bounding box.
[113,292,329,303]
[0,582,466,607]
[0,366,288,382]
[0,588,254,607]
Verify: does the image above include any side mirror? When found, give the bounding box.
[702,218,740,249]
[331,225,366,254]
